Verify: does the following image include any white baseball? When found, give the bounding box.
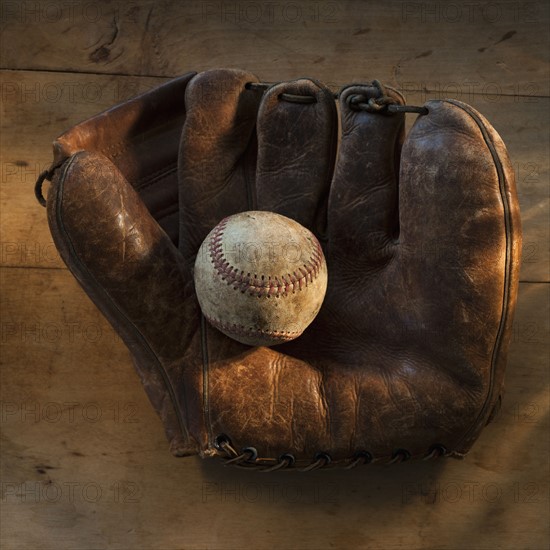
[194,211,328,347]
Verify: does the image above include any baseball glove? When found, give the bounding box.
[36,69,521,470]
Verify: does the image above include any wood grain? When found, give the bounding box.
[1,70,548,281]
[1,268,547,550]
[1,1,548,548]
[0,70,166,271]
[1,0,549,95]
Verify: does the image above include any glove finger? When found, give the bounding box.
[47,151,199,455]
[327,83,405,268]
[178,69,263,263]
[254,78,337,237]
[399,99,521,272]
[397,100,521,446]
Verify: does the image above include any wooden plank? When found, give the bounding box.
[1,70,548,281]
[1,266,548,550]
[1,3,548,548]
[0,0,550,550]
[0,71,167,271]
[1,1,549,95]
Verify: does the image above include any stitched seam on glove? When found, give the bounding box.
[134,162,178,190]
[93,118,186,161]
[444,99,514,447]
[53,152,191,447]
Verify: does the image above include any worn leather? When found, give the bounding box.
[43,69,521,469]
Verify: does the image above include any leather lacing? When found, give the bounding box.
[35,163,64,207]
[214,434,447,472]
[36,79,428,206]
[245,79,428,114]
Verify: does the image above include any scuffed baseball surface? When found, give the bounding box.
[194,211,328,346]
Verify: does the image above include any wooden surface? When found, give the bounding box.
[1,1,548,549]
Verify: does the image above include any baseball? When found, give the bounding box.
[194,211,328,347]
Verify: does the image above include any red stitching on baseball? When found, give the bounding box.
[204,313,300,341]
[208,217,323,298]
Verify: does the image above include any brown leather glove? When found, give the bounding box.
[38,69,521,470]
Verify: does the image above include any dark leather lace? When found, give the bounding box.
[246,78,428,113]
[215,434,447,471]
[35,78,427,206]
